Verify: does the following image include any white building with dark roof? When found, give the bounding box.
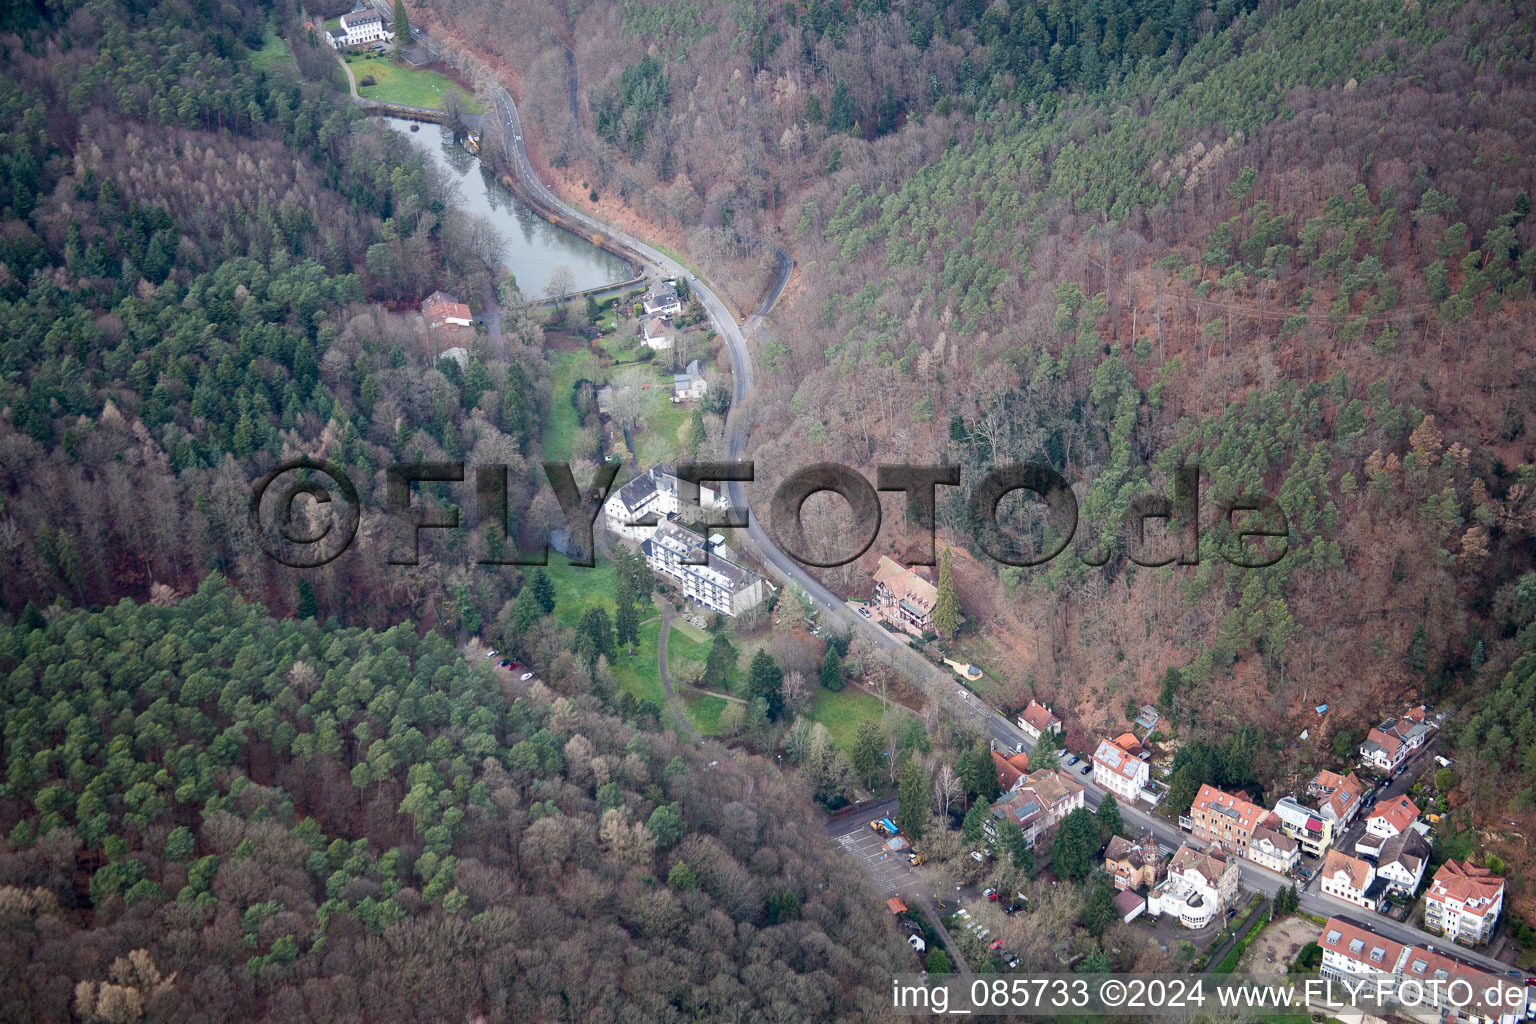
[642,519,766,618]
[643,280,682,317]
[329,8,390,48]
[602,463,729,542]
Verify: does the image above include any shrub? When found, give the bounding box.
[359,75,376,87]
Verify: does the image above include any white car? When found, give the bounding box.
[520,672,534,681]
[956,689,968,700]
[484,649,499,659]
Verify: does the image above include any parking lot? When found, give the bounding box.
[830,810,919,899]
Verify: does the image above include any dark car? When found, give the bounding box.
[499,659,512,668]
[1078,763,1092,776]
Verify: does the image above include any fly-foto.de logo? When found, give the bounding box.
[251,459,1289,570]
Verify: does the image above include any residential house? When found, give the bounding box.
[1189,784,1267,856]
[984,769,1084,849]
[642,518,767,618]
[642,317,674,350]
[1355,795,1419,857]
[1272,795,1335,858]
[1424,860,1505,946]
[991,750,1026,794]
[1375,830,1432,896]
[1359,709,1432,773]
[672,359,707,402]
[642,280,682,317]
[1319,849,1385,910]
[1308,769,1367,830]
[328,8,391,48]
[871,556,937,636]
[1093,733,1150,803]
[602,463,729,542]
[1246,820,1301,874]
[1103,830,1165,892]
[1147,844,1239,930]
[421,291,473,345]
[1016,700,1062,741]
[1318,917,1529,1024]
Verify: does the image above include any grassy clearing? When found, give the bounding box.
[805,684,888,752]
[542,348,601,464]
[249,26,292,74]
[348,54,483,112]
[681,690,728,734]
[544,553,665,705]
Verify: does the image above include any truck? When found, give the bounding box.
[870,818,899,836]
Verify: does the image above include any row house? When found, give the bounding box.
[1319,917,1529,1024]
[1189,784,1267,856]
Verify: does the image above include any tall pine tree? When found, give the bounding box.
[933,548,959,638]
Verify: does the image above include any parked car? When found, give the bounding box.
[1066,755,1080,766]
[983,887,998,901]
[956,689,969,700]
[520,672,534,681]
[484,649,499,659]
[1007,957,1020,970]
[907,935,926,952]
[1079,763,1093,776]
[498,659,511,668]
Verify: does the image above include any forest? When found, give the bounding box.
[416,0,1536,910]
[0,579,903,1021]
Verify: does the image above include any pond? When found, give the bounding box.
[379,117,633,298]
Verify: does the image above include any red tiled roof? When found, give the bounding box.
[1019,700,1060,732]
[1191,784,1266,832]
[1367,794,1419,835]
[1426,859,1504,911]
[992,750,1023,792]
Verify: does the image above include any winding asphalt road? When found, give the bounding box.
[470,55,1523,983]
[483,83,1031,754]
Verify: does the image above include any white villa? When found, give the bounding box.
[327,8,391,49]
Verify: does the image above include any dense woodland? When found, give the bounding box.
[420,0,1536,900]
[0,580,903,1021]
[6,0,1536,1013]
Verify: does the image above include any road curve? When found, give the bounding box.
[485,82,1029,750]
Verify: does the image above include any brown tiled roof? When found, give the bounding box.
[992,750,1023,792]
[873,556,937,611]
[1170,843,1228,887]
[1322,849,1374,892]
[1309,769,1364,821]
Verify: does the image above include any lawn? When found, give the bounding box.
[544,550,618,633]
[542,554,669,706]
[805,684,889,752]
[681,690,728,735]
[249,25,292,74]
[633,381,691,465]
[543,348,602,463]
[666,621,720,688]
[348,54,483,113]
